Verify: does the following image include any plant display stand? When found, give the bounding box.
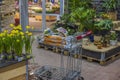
[82,43,120,65]
[0,61,26,80]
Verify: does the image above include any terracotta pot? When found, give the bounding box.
[14,18,20,26]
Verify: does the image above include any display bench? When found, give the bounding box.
[82,43,120,65]
[0,60,28,80]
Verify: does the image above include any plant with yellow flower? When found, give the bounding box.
[0,24,34,61]
[24,31,34,54]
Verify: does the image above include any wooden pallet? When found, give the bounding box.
[38,43,70,54]
[38,42,120,65]
[82,52,120,65]
[39,43,84,59]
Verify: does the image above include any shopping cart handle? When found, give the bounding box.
[76,31,92,40]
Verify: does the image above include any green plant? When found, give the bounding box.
[63,7,95,32]
[102,0,120,12]
[24,31,34,54]
[0,24,34,57]
[95,19,113,31]
[110,31,117,40]
[56,0,95,34]
[67,0,92,12]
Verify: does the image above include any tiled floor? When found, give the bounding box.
[29,18,120,80]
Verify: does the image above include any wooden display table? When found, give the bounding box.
[82,43,120,65]
[0,61,26,80]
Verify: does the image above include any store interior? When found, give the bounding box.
[0,0,120,80]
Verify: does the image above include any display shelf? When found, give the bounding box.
[0,61,26,80]
[0,56,32,80]
[0,57,31,68]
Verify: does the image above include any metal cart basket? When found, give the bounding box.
[35,31,92,80]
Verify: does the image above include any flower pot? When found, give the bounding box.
[15,56,24,62]
[18,57,24,62]
[110,40,117,46]
[7,54,13,61]
[0,54,5,63]
[94,35,102,42]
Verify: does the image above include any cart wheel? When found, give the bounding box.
[78,77,84,80]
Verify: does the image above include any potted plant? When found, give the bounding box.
[0,24,34,62]
[94,19,113,36]
[102,0,120,20]
[57,0,95,34]
[110,31,118,46]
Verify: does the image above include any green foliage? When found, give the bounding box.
[110,31,117,40]
[61,7,95,32]
[102,0,120,12]
[56,0,95,34]
[95,19,113,31]
[68,0,92,12]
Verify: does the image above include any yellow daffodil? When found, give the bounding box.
[1,33,5,37]
[10,24,14,28]
[0,34,2,37]
[16,39,20,42]
[28,32,32,36]
[13,27,17,30]
[26,31,29,34]
[15,30,19,34]
[9,33,14,37]
[4,30,8,33]
[2,38,5,40]
[17,25,21,28]
[16,25,22,30]
[20,32,24,36]
[26,26,30,29]
[11,30,16,34]
[0,24,34,56]
[22,36,24,39]
[19,27,22,30]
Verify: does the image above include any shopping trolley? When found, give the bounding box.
[34,31,92,80]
